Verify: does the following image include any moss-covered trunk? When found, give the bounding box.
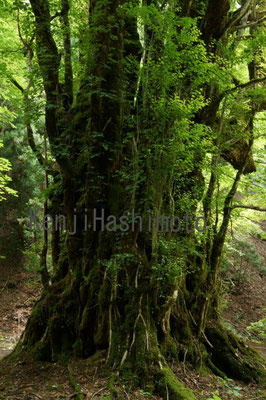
[12,0,266,397]
[17,221,265,394]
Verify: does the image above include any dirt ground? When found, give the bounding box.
[0,233,265,400]
[0,256,41,360]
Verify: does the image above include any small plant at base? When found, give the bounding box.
[139,389,153,398]
[247,315,266,342]
[218,377,243,398]
[207,395,223,400]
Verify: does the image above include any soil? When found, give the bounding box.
[0,258,41,360]
[222,230,266,359]
[0,231,265,400]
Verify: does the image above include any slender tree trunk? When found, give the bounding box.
[39,135,50,288]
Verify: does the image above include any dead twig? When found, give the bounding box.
[0,278,10,295]
[123,385,130,400]
[92,366,98,383]
[31,393,43,399]
[91,387,105,398]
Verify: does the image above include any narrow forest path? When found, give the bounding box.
[222,220,266,359]
[0,260,40,361]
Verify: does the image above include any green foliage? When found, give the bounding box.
[207,396,223,400]
[247,316,266,342]
[22,238,41,272]
[0,140,17,201]
[139,389,153,398]
[115,6,214,211]
[222,237,265,282]
[219,377,244,398]
[152,238,187,282]
[207,377,245,400]
[103,252,137,281]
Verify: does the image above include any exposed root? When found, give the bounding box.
[68,364,85,400]
[206,324,266,386]
[129,295,149,354]
[156,367,196,400]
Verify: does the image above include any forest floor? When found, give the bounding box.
[0,232,265,400]
[0,257,41,361]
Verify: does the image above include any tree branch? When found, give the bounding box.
[17,10,35,59]
[232,205,266,212]
[221,0,252,37]
[60,0,73,109]
[233,15,266,31]
[10,78,24,93]
[10,79,55,176]
[29,0,72,173]
[27,125,46,167]
[29,0,60,111]
[221,76,266,98]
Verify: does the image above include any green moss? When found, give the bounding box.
[206,325,266,386]
[96,397,112,400]
[207,358,227,379]
[196,365,212,376]
[30,341,52,362]
[88,350,107,364]
[107,375,120,399]
[161,335,179,360]
[29,304,46,325]
[68,365,84,400]
[57,352,70,365]
[98,280,111,307]
[156,367,196,400]
[73,338,83,357]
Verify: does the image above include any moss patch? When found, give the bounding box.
[156,367,196,400]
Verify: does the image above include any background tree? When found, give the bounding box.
[0,140,17,202]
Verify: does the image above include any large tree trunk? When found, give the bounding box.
[12,0,266,397]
